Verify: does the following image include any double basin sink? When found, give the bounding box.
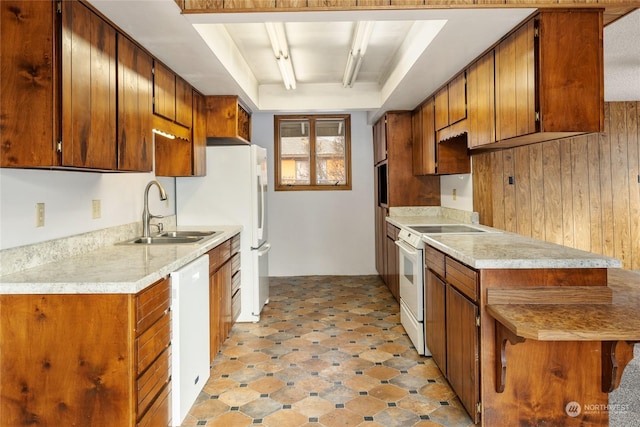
[120,230,219,245]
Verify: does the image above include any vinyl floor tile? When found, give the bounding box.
[181,275,474,427]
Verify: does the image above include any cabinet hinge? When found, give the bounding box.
[534,26,539,38]
[151,66,155,75]
[535,111,540,122]
[476,402,482,413]
[56,140,62,153]
[56,1,62,14]
[476,315,481,327]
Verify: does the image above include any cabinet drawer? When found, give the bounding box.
[136,311,171,375]
[137,381,171,427]
[424,246,445,278]
[137,345,171,417]
[136,277,171,335]
[231,252,241,275]
[232,270,241,295]
[231,233,240,255]
[232,289,241,321]
[209,239,232,273]
[386,223,399,239]
[445,257,478,301]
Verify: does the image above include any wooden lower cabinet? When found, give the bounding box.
[385,223,400,301]
[425,269,447,374]
[0,277,172,427]
[208,233,240,361]
[446,285,479,421]
[423,244,613,425]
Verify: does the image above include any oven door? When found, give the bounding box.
[395,239,424,322]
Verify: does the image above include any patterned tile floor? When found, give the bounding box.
[181,275,474,427]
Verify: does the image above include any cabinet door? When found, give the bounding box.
[385,225,399,302]
[209,269,221,361]
[61,0,117,169]
[421,99,437,174]
[448,72,467,125]
[375,205,388,279]
[425,269,446,374]
[467,51,496,148]
[495,19,536,141]
[117,34,153,172]
[0,1,57,167]
[175,75,193,127]
[153,61,176,121]
[192,90,207,176]
[446,285,480,424]
[373,117,387,164]
[412,100,436,176]
[434,87,449,131]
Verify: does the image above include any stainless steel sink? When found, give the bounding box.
[159,230,218,238]
[126,236,204,245]
[117,230,220,245]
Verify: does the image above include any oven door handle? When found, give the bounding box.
[395,239,419,256]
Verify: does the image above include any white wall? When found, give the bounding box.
[251,111,377,276]
[0,168,175,250]
[440,173,473,212]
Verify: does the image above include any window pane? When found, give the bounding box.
[315,119,346,185]
[280,120,310,185]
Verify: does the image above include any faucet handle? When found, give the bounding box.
[150,222,164,234]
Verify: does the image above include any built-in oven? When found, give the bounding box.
[395,229,430,356]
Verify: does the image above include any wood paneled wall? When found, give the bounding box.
[473,102,640,270]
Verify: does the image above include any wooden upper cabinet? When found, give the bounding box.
[434,87,449,131]
[448,73,467,125]
[61,0,117,170]
[205,95,251,144]
[412,99,437,175]
[117,34,153,172]
[153,61,176,121]
[155,89,207,177]
[0,1,57,168]
[434,72,467,132]
[491,10,603,148]
[373,117,387,165]
[192,90,207,176]
[175,75,193,128]
[413,97,469,176]
[467,50,496,148]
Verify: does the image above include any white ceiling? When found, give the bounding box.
[88,1,639,123]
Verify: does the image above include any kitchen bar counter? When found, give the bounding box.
[0,225,241,294]
[387,215,621,269]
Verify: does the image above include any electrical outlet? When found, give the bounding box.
[452,189,457,201]
[92,199,101,219]
[36,203,45,227]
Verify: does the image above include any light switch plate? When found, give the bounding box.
[92,199,101,219]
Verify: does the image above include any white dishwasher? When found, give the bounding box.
[170,254,210,426]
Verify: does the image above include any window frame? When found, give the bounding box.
[274,114,352,192]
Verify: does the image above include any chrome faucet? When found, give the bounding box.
[142,180,168,238]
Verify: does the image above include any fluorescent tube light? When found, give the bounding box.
[265,22,296,90]
[343,21,374,88]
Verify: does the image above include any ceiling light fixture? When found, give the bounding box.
[343,21,374,88]
[265,22,296,90]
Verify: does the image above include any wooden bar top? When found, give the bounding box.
[486,303,640,341]
[487,269,640,341]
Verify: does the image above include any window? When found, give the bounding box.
[275,114,352,191]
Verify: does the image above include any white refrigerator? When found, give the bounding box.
[176,144,270,322]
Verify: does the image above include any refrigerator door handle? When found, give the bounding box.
[258,170,265,241]
[257,243,271,256]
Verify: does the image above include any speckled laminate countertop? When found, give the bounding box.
[387,215,622,269]
[0,225,241,295]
